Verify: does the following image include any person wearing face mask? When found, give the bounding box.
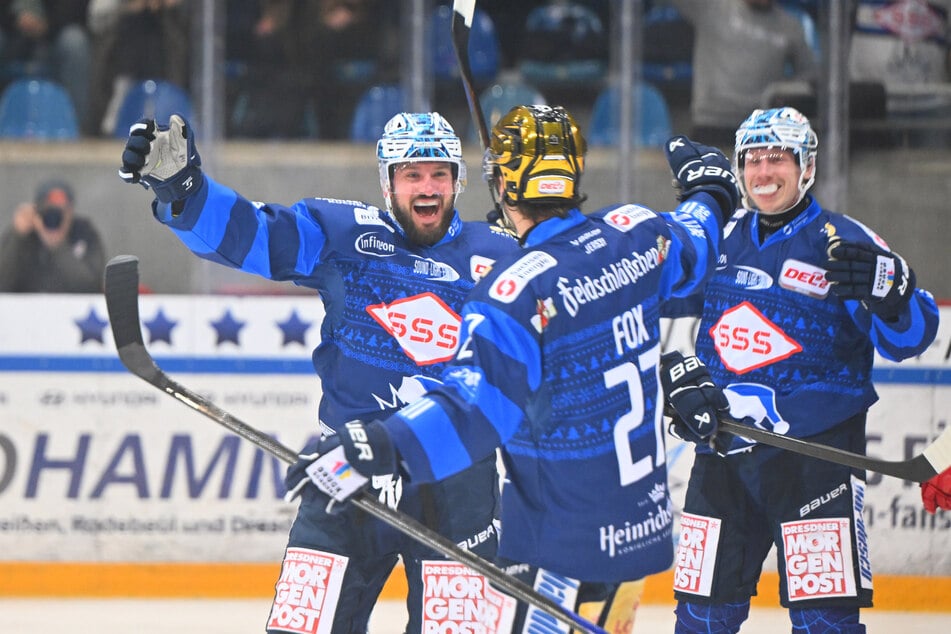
[663,106,939,632]
[0,179,105,293]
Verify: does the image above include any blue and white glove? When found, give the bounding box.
[660,351,730,452]
[118,114,204,203]
[284,420,397,512]
[825,237,916,321]
[665,135,739,222]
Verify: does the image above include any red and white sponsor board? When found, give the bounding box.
[267,547,348,634]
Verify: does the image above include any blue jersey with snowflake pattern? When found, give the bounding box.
[384,193,724,582]
[152,175,519,431]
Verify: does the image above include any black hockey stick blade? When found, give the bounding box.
[451,0,490,150]
[102,255,607,634]
[719,418,949,483]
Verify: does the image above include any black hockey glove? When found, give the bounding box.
[119,114,204,203]
[660,351,729,449]
[284,420,397,513]
[825,237,916,321]
[665,135,739,223]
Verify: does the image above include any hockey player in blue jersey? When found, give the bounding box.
[660,107,940,633]
[284,105,740,633]
[118,112,520,634]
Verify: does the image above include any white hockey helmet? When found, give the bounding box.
[377,112,467,210]
[734,107,818,210]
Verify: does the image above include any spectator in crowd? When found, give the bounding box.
[668,0,819,148]
[0,1,91,129]
[86,0,189,137]
[850,0,951,146]
[0,179,105,293]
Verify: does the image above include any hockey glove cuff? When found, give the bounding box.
[921,467,951,514]
[825,238,916,321]
[119,114,204,203]
[660,351,729,448]
[665,135,739,223]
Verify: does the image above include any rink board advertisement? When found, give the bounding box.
[0,295,949,576]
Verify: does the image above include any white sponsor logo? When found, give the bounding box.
[557,248,662,317]
[782,518,857,601]
[354,232,396,257]
[710,301,802,374]
[366,293,461,364]
[470,255,495,281]
[411,256,460,282]
[800,483,848,518]
[353,206,393,229]
[602,204,656,233]
[420,561,516,634]
[536,179,567,194]
[733,265,773,291]
[489,251,558,303]
[599,503,673,559]
[852,476,873,590]
[673,513,722,596]
[779,259,829,298]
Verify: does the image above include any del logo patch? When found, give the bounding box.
[710,301,802,374]
[366,292,461,364]
[779,259,829,298]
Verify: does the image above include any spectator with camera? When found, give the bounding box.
[0,179,105,293]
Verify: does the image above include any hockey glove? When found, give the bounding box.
[664,135,739,223]
[921,467,951,514]
[118,114,204,203]
[284,420,397,513]
[825,238,916,321]
[660,351,729,448]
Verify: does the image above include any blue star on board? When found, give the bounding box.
[144,307,178,345]
[276,310,312,347]
[210,309,246,346]
[75,306,109,344]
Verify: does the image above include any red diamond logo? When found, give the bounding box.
[709,301,802,374]
[367,292,461,365]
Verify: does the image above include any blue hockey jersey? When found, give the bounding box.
[153,176,519,429]
[384,194,723,582]
[691,196,939,452]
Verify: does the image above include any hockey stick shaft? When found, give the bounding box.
[103,255,607,634]
[451,0,490,150]
[718,418,949,483]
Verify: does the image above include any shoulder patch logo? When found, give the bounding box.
[602,204,656,233]
[489,251,558,304]
[470,255,495,281]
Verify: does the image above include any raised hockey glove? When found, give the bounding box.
[825,237,916,321]
[921,467,951,514]
[660,351,729,448]
[284,420,397,513]
[118,114,204,203]
[665,135,739,223]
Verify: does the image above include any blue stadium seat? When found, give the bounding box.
[475,81,546,141]
[588,83,673,148]
[350,84,406,142]
[429,4,500,85]
[517,3,608,87]
[642,6,694,93]
[0,78,79,140]
[112,80,193,138]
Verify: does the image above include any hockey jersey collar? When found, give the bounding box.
[522,208,586,248]
[753,195,820,247]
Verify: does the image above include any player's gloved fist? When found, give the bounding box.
[664,135,739,222]
[118,114,204,204]
[825,237,915,321]
[660,351,729,448]
[921,467,951,514]
[284,420,397,513]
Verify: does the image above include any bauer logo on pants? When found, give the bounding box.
[267,547,349,634]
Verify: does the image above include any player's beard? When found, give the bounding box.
[391,194,456,247]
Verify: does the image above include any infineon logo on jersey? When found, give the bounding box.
[780,259,829,298]
[354,232,395,257]
[267,547,348,634]
[710,301,802,374]
[366,292,461,365]
[489,251,558,304]
[602,204,655,233]
[781,518,857,602]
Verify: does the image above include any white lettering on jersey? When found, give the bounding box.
[710,301,802,374]
[673,513,722,597]
[353,206,394,230]
[489,251,558,304]
[556,248,662,317]
[354,231,396,257]
[733,265,773,291]
[599,503,673,559]
[779,259,829,298]
[602,204,656,233]
[782,518,857,601]
[366,292,461,365]
[410,256,460,282]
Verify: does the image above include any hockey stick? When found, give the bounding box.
[451,0,490,151]
[103,255,607,634]
[718,418,950,483]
